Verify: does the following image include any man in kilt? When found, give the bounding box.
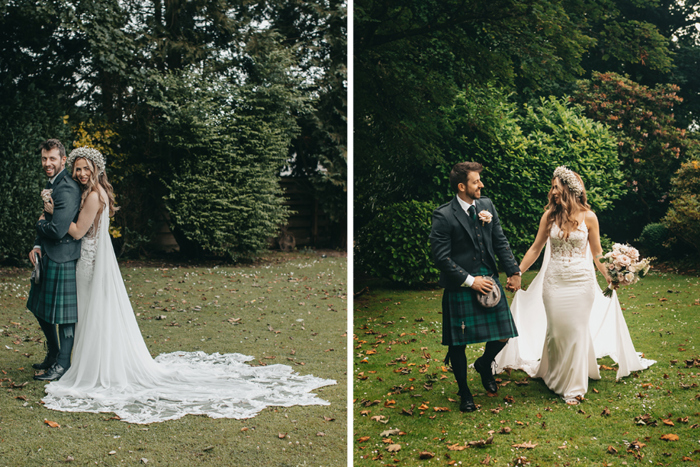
[27,139,82,381]
[430,162,522,412]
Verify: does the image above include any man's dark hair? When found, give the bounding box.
[40,139,66,158]
[449,162,483,193]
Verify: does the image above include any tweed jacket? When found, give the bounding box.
[430,196,519,291]
[35,169,82,263]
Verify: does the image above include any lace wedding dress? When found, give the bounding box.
[43,207,335,424]
[495,222,654,401]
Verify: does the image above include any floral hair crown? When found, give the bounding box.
[553,166,584,198]
[67,147,106,174]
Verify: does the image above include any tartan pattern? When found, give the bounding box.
[27,256,78,324]
[442,265,518,346]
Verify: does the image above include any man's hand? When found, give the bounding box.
[506,274,522,292]
[28,248,41,266]
[43,197,54,215]
[471,276,494,295]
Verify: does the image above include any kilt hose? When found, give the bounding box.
[27,256,78,325]
[442,265,518,346]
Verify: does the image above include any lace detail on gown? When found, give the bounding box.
[544,222,595,293]
[76,221,98,276]
[43,207,336,424]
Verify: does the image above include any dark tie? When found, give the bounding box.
[468,205,476,220]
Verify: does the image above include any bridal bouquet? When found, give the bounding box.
[600,243,653,297]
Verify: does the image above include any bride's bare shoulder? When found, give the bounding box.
[584,210,599,226]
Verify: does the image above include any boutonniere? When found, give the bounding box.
[41,189,53,203]
[478,210,493,226]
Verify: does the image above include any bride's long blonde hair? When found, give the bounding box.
[72,157,119,217]
[545,170,590,240]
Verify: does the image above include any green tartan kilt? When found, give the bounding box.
[27,256,78,325]
[442,267,518,346]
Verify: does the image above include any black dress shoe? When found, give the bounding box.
[34,363,67,381]
[460,395,477,412]
[474,358,498,394]
[32,354,57,370]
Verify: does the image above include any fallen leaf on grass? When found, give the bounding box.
[278,433,287,439]
[433,407,450,412]
[468,436,494,447]
[504,395,514,403]
[418,451,434,459]
[677,416,689,423]
[512,456,530,465]
[662,419,675,426]
[660,434,679,441]
[499,427,512,434]
[601,407,611,416]
[512,441,537,449]
[357,436,370,443]
[386,444,401,453]
[480,454,492,464]
[447,443,467,451]
[380,429,400,437]
[44,419,60,428]
[370,415,388,423]
[607,446,618,454]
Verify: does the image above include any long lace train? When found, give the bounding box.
[42,207,335,424]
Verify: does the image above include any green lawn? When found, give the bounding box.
[353,271,700,466]
[0,251,347,466]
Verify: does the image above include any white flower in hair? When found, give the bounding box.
[553,166,584,198]
[67,147,106,174]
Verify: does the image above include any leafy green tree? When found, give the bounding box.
[573,72,694,241]
[663,156,700,256]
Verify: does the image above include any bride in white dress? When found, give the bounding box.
[40,147,335,424]
[495,166,654,404]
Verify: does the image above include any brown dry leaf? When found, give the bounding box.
[433,407,450,412]
[402,405,415,416]
[500,427,512,434]
[512,456,531,465]
[662,419,675,426]
[468,436,494,448]
[386,444,401,453]
[446,443,467,451]
[357,436,370,443]
[690,424,700,429]
[278,433,287,439]
[592,388,599,394]
[480,454,492,465]
[601,407,611,416]
[370,415,387,423]
[512,441,538,449]
[240,427,249,432]
[382,438,393,444]
[677,416,689,423]
[418,451,434,459]
[418,403,429,410]
[600,365,615,370]
[380,429,401,437]
[15,395,28,401]
[682,457,693,461]
[360,410,370,416]
[660,434,680,441]
[607,446,618,454]
[44,419,60,428]
[504,395,514,403]
[384,399,396,408]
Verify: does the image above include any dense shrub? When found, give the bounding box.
[356,201,439,286]
[663,157,700,256]
[436,89,624,259]
[637,223,673,259]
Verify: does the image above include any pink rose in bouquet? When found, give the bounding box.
[600,243,654,297]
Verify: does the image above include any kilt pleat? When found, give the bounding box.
[27,256,78,324]
[442,266,518,346]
